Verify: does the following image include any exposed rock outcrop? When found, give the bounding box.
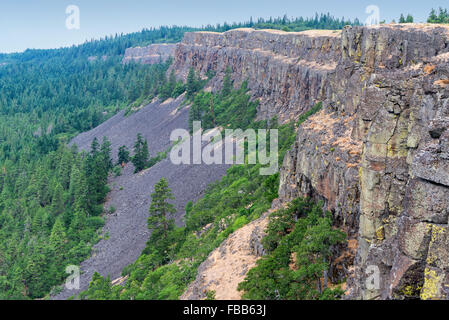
[280,24,449,300]
[123,43,176,64]
[173,25,449,300]
[171,28,341,121]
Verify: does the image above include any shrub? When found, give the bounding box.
[87,216,105,230]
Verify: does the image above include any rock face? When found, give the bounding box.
[171,28,341,121]
[282,24,449,300]
[173,25,449,299]
[122,44,176,64]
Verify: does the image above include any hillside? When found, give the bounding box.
[53,95,231,299]
[65,23,449,301]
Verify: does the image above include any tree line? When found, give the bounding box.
[428,7,449,24]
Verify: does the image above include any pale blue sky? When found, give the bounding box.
[0,0,446,53]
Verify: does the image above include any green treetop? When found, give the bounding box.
[117,145,130,165]
[131,133,149,173]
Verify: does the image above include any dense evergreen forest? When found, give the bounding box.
[0,13,360,300]
[0,26,174,300]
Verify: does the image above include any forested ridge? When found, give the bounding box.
[0,26,179,300]
[0,12,359,64]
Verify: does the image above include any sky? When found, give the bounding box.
[0,0,446,53]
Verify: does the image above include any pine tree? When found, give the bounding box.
[37,168,50,207]
[428,8,438,23]
[57,149,73,189]
[160,69,177,100]
[49,217,68,260]
[69,164,89,213]
[83,137,112,208]
[100,136,113,171]
[186,67,197,99]
[68,164,82,204]
[74,173,90,214]
[143,73,152,96]
[148,178,176,239]
[69,208,88,241]
[159,82,172,101]
[131,133,149,172]
[168,69,177,97]
[51,183,65,216]
[90,137,100,156]
[142,139,149,164]
[117,145,130,165]
[128,84,140,102]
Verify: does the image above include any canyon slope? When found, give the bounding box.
[172,25,449,300]
[53,96,231,299]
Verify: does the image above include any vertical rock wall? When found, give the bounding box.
[171,28,341,121]
[172,25,449,299]
[281,24,449,299]
[122,43,176,64]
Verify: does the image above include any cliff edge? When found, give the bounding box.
[123,43,176,64]
[174,24,449,300]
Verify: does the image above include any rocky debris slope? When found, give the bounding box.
[173,25,449,299]
[71,96,185,159]
[53,96,230,299]
[181,210,271,300]
[122,43,176,64]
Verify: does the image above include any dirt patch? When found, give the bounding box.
[181,211,272,300]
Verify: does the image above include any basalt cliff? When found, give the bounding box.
[123,43,176,64]
[171,24,449,300]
